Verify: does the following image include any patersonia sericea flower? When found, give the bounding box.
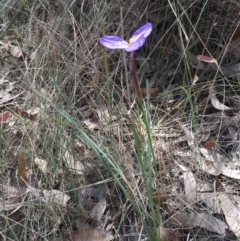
[99,23,152,52]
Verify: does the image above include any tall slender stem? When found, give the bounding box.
[130,52,142,101]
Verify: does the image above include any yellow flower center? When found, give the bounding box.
[129,38,133,43]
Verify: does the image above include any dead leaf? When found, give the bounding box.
[64,149,84,175]
[17,154,29,188]
[0,184,29,211]
[168,212,227,235]
[11,107,37,121]
[0,91,23,104]
[140,88,158,97]
[34,158,48,173]
[79,185,107,221]
[198,158,222,176]
[203,141,217,150]
[152,191,168,204]
[160,228,180,241]
[197,192,221,213]
[0,70,10,85]
[0,41,26,59]
[177,164,196,202]
[96,108,116,126]
[209,88,231,111]
[199,148,227,172]
[221,169,240,179]
[192,74,199,85]
[218,194,240,236]
[84,119,101,130]
[199,149,240,179]
[0,185,21,198]
[64,229,113,241]
[0,111,11,123]
[42,190,70,206]
[0,193,28,211]
[0,91,12,103]
[196,55,216,63]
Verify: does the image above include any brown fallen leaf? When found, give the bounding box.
[160,228,180,241]
[152,190,168,204]
[11,107,37,121]
[64,229,113,241]
[17,154,29,188]
[0,111,11,123]
[140,88,158,97]
[203,140,217,150]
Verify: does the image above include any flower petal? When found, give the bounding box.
[125,36,146,52]
[99,36,129,49]
[131,23,152,42]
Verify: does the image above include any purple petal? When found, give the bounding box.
[125,36,146,52]
[131,23,152,42]
[99,36,129,49]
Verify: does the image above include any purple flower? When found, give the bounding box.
[99,23,152,52]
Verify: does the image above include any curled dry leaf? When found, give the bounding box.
[0,111,11,123]
[42,190,70,207]
[199,159,222,176]
[209,88,231,111]
[199,148,240,179]
[197,192,221,213]
[0,41,26,59]
[160,228,180,241]
[177,164,197,202]
[218,194,240,236]
[0,184,29,211]
[196,55,216,63]
[199,148,227,172]
[64,228,113,241]
[64,149,84,175]
[0,193,28,211]
[83,119,101,130]
[180,125,195,151]
[0,91,22,105]
[34,158,48,173]
[168,212,227,235]
[79,185,107,221]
